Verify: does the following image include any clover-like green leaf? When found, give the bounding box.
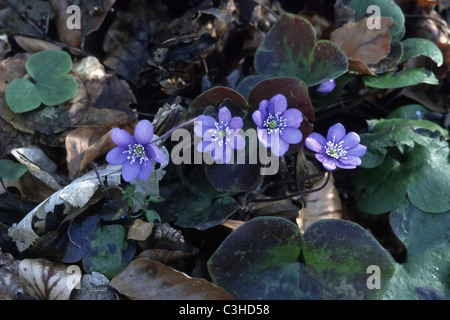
[387,104,429,120]
[355,121,450,214]
[0,159,28,182]
[5,78,42,113]
[81,224,136,279]
[208,217,395,300]
[252,13,348,88]
[157,169,240,230]
[5,50,78,113]
[363,68,439,88]
[381,200,450,299]
[399,38,443,66]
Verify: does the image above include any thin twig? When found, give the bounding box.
[90,162,111,205]
[150,117,198,144]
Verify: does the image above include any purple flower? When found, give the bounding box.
[194,106,245,164]
[106,120,166,182]
[317,79,336,94]
[305,123,367,171]
[252,94,303,157]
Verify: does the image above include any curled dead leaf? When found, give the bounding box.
[18,258,81,300]
[297,173,343,234]
[331,17,397,75]
[50,0,116,47]
[110,257,235,300]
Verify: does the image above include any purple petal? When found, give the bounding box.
[229,116,243,130]
[205,141,216,153]
[283,108,303,128]
[223,145,233,164]
[316,154,337,170]
[229,132,246,150]
[269,94,287,114]
[305,133,327,153]
[197,140,213,153]
[218,107,231,124]
[194,116,217,137]
[252,110,265,128]
[257,129,270,148]
[346,144,367,157]
[211,143,224,162]
[337,156,362,167]
[111,128,135,147]
[146,144,166,163]
[327,123,346,142]
[198,115,217,127]
[269,134,289,157]
[341,132,360,149]
[258,99,269,113]
[317,79,336,93]
[134,120,154,145]
[335,163,357,169]
[281,127,302,144]
[121,161,141,182]
[106,147,128,165]
[138,162,153,180]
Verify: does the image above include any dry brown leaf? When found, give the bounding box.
[50,0,116,47]
[65,124,135,180]
[18,258,81,300]
[331,17,397,75]
[297,173,343,234]
[137,248,192,264]
[248,198,300,221]
[127,219,154,241]
[220,219,244,231]
[13,35,63,53]
[397,0,439,7]
[110,257,235,300]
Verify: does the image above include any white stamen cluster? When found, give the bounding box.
[325,138,347,159]
[263,112,287,135]
[123,143,149,165]
[209,121,232,147]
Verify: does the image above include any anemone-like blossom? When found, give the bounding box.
[305,123,367,171]
[106,120,166,182]
[194,106,245,164]
[252,94,303,157]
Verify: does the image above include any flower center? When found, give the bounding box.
[325,139,347,159]
[263,112,287,135]
[124,143,149,165]
[209,121,232,147]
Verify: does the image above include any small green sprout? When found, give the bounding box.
[121,184,165,222]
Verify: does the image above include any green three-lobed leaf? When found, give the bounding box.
[5,50,78,113]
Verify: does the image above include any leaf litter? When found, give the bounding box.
[0,0,449,301]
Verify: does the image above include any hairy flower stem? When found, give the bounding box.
[248,170,331,203]
[150,117,198,144]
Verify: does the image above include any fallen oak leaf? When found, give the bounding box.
[331,17,397,75]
